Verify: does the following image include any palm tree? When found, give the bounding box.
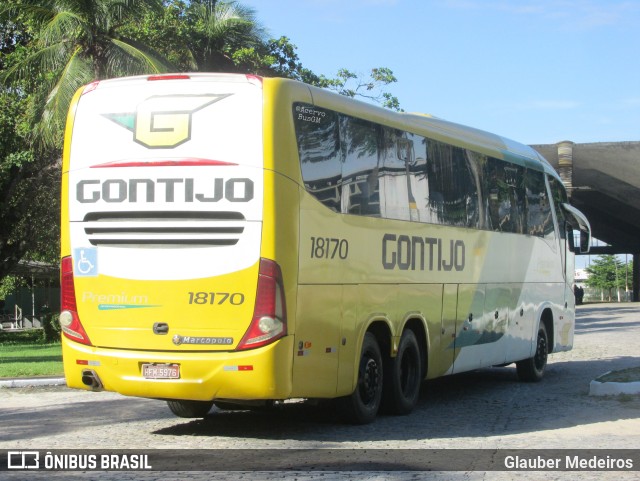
[0,0,171,150]
[186,0,266,72]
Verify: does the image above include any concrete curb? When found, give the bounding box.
[589,371,640,396]
[0,377,66,388]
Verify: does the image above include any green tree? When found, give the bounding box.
[121,0,268,74]
[123,4,401,109]
[317,67,402,111]
[233,41,402,110]
[0,14,60,279]
[0,0,171,151]
[185,0,266,72]
[585,255,626,301]
[230,35,317,81]
[117,0,196,71]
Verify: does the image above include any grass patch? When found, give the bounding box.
[0,342,63,378]
[596,367,640,383]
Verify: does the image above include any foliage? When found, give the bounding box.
[0,328,48,345]
[584,255,629,301]
[122,3,402,108]
[122,0,267,73]
[0,24,60,278]
[186,0,266,72]
[231,36,317,81]
[117,0,195,71]
[231,40,402,110]
[0,0,171,151]
[0,275,26,301]
[316,67,403,111]
[41,312,61,343]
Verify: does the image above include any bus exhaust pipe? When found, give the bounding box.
[81,370,103,391]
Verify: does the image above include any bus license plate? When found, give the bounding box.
[142,363,180,379]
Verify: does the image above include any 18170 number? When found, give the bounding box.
[310,237,349,259]
[188,292,245,305]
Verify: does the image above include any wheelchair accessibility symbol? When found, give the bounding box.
[74,248,98,276]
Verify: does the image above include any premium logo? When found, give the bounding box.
[104,94,230,149]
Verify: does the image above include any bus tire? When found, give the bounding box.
[336,332,383,424]
[382,329,422,415]
[516,323,548,382]
[167,399,214,418]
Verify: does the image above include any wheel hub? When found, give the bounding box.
[361,357,380,403]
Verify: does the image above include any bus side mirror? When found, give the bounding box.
[579,229,590,253]
[567,224,576,252]
[561,203,591,254]
[567,225,591,254]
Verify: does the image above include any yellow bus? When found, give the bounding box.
[60,73,590,424]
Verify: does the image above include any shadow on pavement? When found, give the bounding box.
[2,303,638,445]
[148,355,640,443]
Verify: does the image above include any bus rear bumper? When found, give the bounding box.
[62,336,294,401]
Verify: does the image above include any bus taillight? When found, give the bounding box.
[236,258,287,350]
[60,256,92,346]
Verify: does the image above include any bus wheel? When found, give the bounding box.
[336,332,383,424]
[167,400,214,418]
[516,323,548,382]
[382,329,422,415]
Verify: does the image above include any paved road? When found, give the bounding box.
[1,303,639,480]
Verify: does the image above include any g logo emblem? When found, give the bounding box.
[104,94,230,149]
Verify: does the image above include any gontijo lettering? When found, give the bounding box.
[382,233,465,271]
[76,177,254,203]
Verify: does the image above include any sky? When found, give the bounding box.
[241,0,640,146]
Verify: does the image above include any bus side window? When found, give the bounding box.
[548,176,568,240]
[379,128,411,221]
[464,149,489,230]
[484,157,506,231]
[294,103,342,212]
[339,116,381,217]
[427,140,480,228]
[525,169,554,239]
[482,159,527,234]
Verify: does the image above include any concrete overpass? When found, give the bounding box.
[531,141,640,300]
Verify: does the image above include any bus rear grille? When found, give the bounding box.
[82,211,245,246]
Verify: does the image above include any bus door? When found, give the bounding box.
[559,201,591,348]
[484,284,519,365]
[429,284,457,378]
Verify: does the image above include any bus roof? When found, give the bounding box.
[289,77,560,179]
